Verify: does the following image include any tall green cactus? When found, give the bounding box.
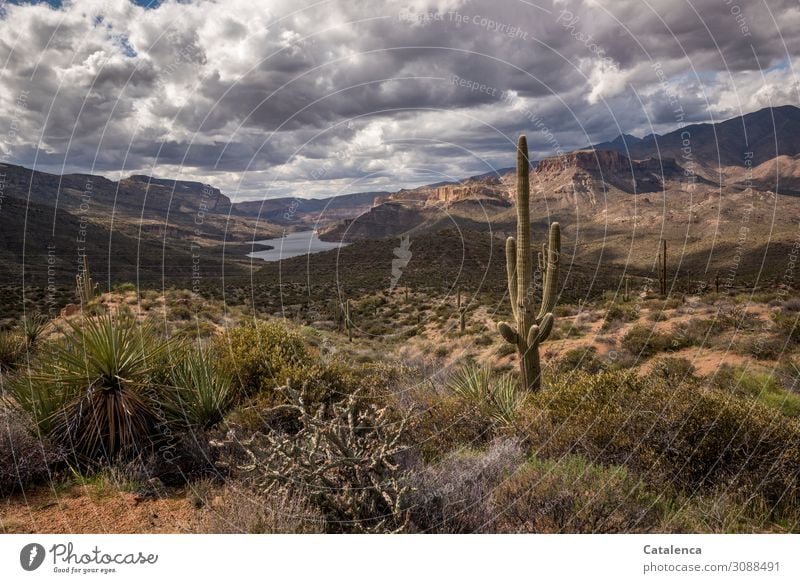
[497,135,561,392]
[76,255,100,305]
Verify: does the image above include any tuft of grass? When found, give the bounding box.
[162,344,238,429]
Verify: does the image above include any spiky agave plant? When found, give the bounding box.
[8,311,172,461]
[21,312,50,347]
[447,361,527,424]
[162,343,237,429]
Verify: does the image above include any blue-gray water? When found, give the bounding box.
[247,230,348,262]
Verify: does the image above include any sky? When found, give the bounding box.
[0,0,798,201]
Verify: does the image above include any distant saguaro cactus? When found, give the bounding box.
[497,135,561,392]
[658,239,667,297]
[345,298,352,342]
[456,286,466,332]
[76,255,100,305]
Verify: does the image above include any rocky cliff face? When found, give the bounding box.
[527,149,694,208]
[388,174,510,207]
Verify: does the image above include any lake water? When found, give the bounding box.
[247,230,348,262]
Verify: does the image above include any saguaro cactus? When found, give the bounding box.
[76,255,100,305]
[497,135,561,392]
[345,298,352,342]
[456,287,466,332]
[658,239,667,297]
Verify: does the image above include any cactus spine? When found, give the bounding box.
[497,135,560,392]
[76,255,100,305]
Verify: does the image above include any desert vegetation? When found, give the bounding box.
[3,252,800,534]
[2,137,800,535]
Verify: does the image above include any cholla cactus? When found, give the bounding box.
[216,382,413,533]
[497,135,561,392]
[76,255,100,305]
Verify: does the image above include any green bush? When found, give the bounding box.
[621,324,671,357]
[214,321,309,396]
[711,364,800,417]
[528,369,800,509]
[556,346,604,374]
[649,356,696,382]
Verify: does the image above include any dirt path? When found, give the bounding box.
[1,485,208,534]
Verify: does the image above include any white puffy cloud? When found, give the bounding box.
[0,0,797,199]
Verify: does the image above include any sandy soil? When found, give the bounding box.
[0,484,208,534]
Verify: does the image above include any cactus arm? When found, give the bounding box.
[505,236,518,321]
[530,312,554,345]
[536,222,561,321]
[526,324,540,347]
[498,321,518,344]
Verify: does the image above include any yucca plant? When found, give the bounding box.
[488,372,528,425]
[447,361,527,424]
[21,312,50,347]
[7,311,172,462]
[162,344,237,429]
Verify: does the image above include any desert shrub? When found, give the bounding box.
[408,393,494,462]
[601,304,626,331]
[491,454,665,533]
[114,282,137,293]
[7,312,173,462]
[216,383,412,533]
[649,356,696,382]
[0,409,63,494]
[223,360,408,434]
[161,344,238,429]
[448,361,527,424]
[407,438,524,533]
[710,364,800,417]
[717,304,760,331]
[529,369,800,509]
[670,318,715,349]
[775,358,800,392]
[556,346,604,374]
[0,330,26,372]
[735,334,786,361]
[203,485,325,533]
[214,321,309,396]
[494,342,516,358]
[772,310,800,342]
[621,324,671,358]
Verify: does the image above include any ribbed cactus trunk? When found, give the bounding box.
[498,135,561,392]
[658,239,667,297]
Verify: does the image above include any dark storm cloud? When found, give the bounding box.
[0,0,797,199]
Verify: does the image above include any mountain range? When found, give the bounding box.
[2,105,800,297]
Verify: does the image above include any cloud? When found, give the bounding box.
[0,0,797,199]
